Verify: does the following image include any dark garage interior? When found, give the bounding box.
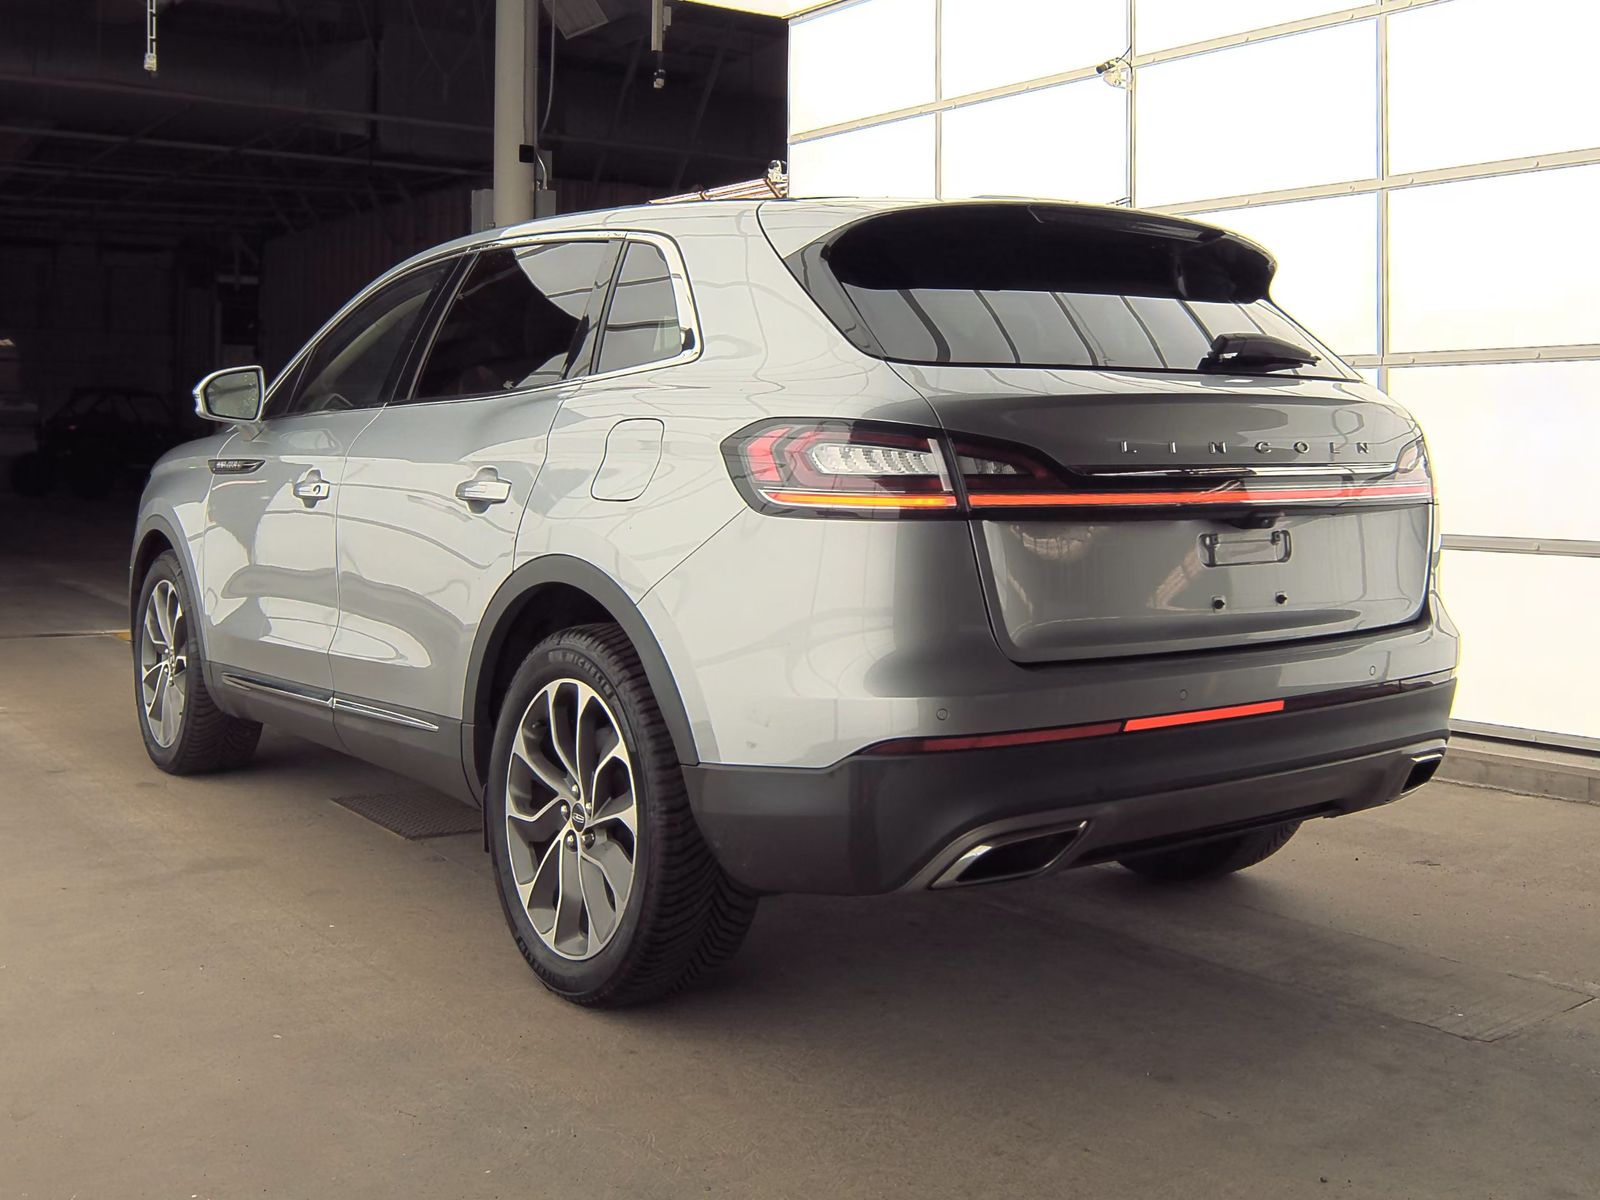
[0,0,784,480]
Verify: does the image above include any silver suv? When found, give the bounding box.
[132,199,1457,1006]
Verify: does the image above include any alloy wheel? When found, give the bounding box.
[504,678,639,960]
[139,579,188,748]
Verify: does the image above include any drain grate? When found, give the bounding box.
[330,789,481,839]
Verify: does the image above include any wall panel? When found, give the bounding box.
[941,80,1127,203]
[1135,22,1377,206]
[788,0,936,135]
[1442,550,1600,742]
[1388,165,1600,353]
[1388,0,1600,175]
[941,0,1125,98]
[789,116,937,198]
[1135,0,1357,53]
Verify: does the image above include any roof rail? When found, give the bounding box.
[653,160,788,204]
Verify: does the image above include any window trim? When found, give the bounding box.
[588,235,701,381]
[259,256,457,421]
[398,235,623,407]
[398,230,701,408]
[260,226,703,419]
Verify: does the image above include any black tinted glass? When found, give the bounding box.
[795,205,1346,378]
[277,265,445,417]
[595,243,683,375]
[413,241,615,401]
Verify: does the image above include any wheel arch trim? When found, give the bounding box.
[130,513,207,658]
[462,555,699,803]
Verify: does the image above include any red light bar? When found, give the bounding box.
[863,697,1285,755]
[1122,699,1285,732]
[763,489,958,510]
[968,483,1433,509]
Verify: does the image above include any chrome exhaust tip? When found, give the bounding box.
[930,820,1089,889]
[1401,751,1445,794]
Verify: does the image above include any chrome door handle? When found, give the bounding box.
[293,469,332,504]
[455,473,512,506]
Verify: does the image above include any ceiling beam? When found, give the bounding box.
[543,129,760,167]
[0,70,493,137]
[0,161,402,195]
[0,123,484,178]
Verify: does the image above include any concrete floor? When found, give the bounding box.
[3,498,1598,1199]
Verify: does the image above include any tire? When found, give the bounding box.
[134,551,262,774]
[1117,821,1301,882]
[486,623,758,1007]
[10,451,53,497]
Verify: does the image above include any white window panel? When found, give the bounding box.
[1135,0,1356,53]
[788,116,937,198]
[1135,22,1377,206]
[1387,362,1600,542]
[788,0,935,135]
[941,80,1127,204]
[1440,550,1600,741]
[1388,165,1600,353]
[1389,0,1600,176]
[940,0,1127,99]
[1192,194,1377,357]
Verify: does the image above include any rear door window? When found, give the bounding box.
[410,240,618,402]
[594,242,686,376]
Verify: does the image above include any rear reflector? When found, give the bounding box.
[864,698,1283,755]
[877,721,1125,755]
[1122,699,1285,731]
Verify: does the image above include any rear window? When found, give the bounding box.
[783,204,1349,380]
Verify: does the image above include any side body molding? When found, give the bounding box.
[460,554,699,804]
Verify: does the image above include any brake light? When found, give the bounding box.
[722,421,958,516]
[723,421,1434,517]
[958,436,1433,509]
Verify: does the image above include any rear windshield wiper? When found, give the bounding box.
[1198,332,1318,374]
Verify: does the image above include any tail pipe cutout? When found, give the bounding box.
[929,820,1089,889]
[1401,751,1445,794]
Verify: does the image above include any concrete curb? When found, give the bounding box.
[1439,737,1600,806]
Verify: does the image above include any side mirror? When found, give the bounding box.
[194,366,265,425]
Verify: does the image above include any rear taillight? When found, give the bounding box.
[722,420,1434,517]
[722,421,957,516]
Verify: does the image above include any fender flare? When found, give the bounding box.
[130,513,208,657]
[462,555,699,798]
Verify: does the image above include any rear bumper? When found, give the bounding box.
[683,675,1455,895]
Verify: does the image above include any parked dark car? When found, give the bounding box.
[11,387,187,498]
